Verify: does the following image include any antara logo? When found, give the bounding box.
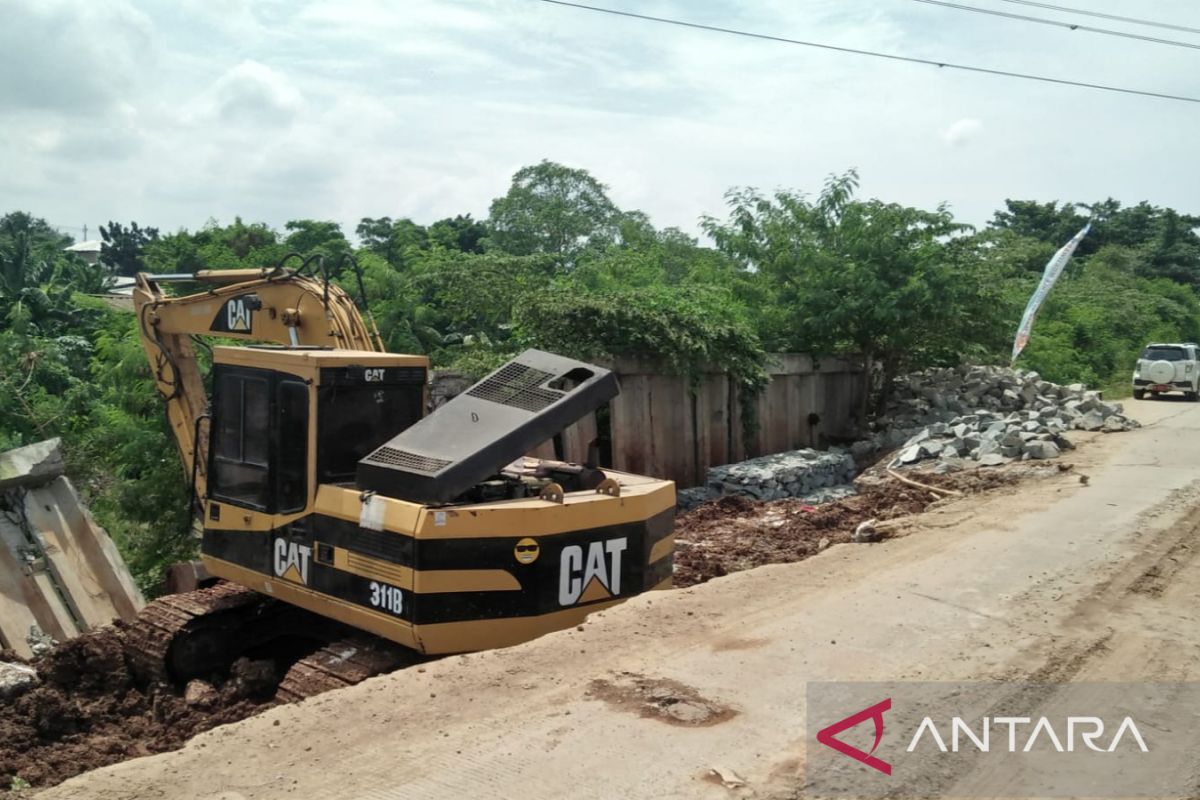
[559,537,627,606]
[273,538,311,585]
[815,698,1151,778]
[816,699,893,775]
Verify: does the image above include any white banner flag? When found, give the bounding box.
[1011,222,1091,363]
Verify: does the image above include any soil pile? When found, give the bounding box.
[673,468,1025,586]
[0,625,271,791]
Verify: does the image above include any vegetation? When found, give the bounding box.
[2,160,1199,591]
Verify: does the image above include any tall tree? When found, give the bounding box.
[704,170,1003,406]
[427,214,487,254]
[284,219,350,258]
[486,160,620,266]
[356,217,428,268]
[99,221,160,276]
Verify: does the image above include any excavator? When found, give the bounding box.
[126,258,675,698]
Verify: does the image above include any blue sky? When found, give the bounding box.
[3,0,1199,241]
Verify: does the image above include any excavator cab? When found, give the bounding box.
[204,347,429,523]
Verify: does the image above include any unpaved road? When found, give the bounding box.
[44,398,1200,800]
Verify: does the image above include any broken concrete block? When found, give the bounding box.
[0,438,65,491]
[0,661,38,699]
[185,679,220,709]
[1001,430,1025,448]
[1024,440,1061,459]
[1076,411,1106,432]
[1102,415,1130,433]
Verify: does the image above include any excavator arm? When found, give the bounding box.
[132,263,384,505]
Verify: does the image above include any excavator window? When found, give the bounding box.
[212,370,271,509]
[316,373,425,484]
[210,366,311,514]
[276,380,309,513]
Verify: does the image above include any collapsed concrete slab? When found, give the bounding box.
[0,439,145,658]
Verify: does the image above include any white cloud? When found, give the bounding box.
[208,60,305,123]
[942,118,983,147]
[2,0,1198,238]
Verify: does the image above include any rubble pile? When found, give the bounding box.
[678,449,857,510]
[855,366,1140,467]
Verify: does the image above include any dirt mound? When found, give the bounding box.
[673,469,1024,587]
[0,626,272,791]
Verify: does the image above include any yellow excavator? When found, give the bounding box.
[127,259,675,696]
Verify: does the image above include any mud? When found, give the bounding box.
[673,467,1030,587]
[0,626,272,791]
[586,672,737,727]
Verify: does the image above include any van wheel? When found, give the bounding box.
[1190,390,1200,402]
[1133,389,1146,400]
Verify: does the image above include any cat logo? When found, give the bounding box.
[273,538,311,585]
[211,296,256,333]
[559,537,627,606]
[226,298,252,332]
[364,368,385,382]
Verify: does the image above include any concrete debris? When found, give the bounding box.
[679,364,1139,511]
[0,439,145,658]
[0,437,65,491]
[865,365,1140,469]
[184,679,220,709]
[1024,440,1061,460]
[0,660,38,699]
[675,486,717,512]
[705,449,857,504]
[27,627,56,658]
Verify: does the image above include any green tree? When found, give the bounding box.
[99,221,160,276]
[703,170,1004,405]
[356,217,428,268]
[486,160,620,266]
[427,214,487,254]
[142,218,289,273]
[284,219,350,259]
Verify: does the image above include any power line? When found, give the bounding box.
[910,0,1200,51]
[534,0,1200,104]
[994,0,1200,36]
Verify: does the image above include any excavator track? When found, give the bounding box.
[125,581,419,698]
[124,581,264,685]
[275,636,419,703]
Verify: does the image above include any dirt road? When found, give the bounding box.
[43,397,1200,800]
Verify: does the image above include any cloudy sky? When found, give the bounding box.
[3,0,1199,242]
